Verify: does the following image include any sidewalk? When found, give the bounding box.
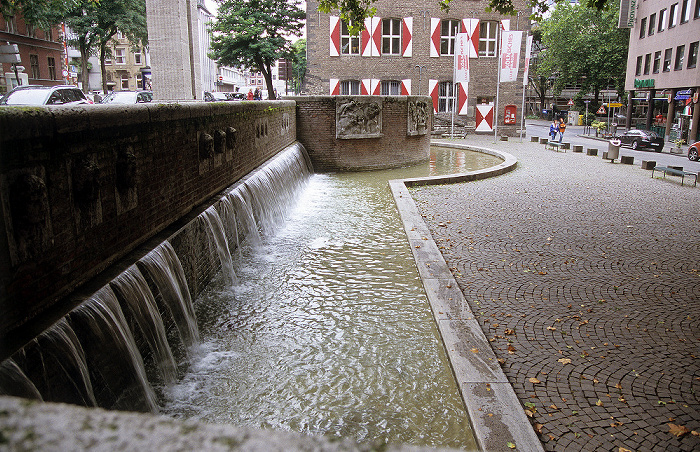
[410,135,700,451]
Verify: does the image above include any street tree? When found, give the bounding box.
[535,2,628,108]
[210,0,305,100]
[290,38,306,94]
[0,0,97,27]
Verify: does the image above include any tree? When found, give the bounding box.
[535,2,628,107]
[0,0,97,27]
[290,38,306,94]
[210,0,305,100]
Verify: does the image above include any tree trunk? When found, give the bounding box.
[259,59,276,100]
[79,40,90,93]
[100,43,108,94]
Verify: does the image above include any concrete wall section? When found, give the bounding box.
[0,101,296,358]
[293,95,432,171]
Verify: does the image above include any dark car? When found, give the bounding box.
[688,141,700,161]
[618,129,664,152]
[100,90,153,104]
[0,84,91,106]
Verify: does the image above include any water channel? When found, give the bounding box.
[163,146,502,449]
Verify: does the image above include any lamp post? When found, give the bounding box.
[584,100,590,135]
[415,65,425,95]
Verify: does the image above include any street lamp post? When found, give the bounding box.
[584,100,590,135]
[415,65,425,95]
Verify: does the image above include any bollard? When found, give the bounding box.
[573,145,583,153]
[561,142,570,150]
[500,135,508,141]
[602,151,609,159]
[539,137,548,144]
[641,160,656,170]
[587,148,598,156]
[620,156,634,165]
[531,136,539,142]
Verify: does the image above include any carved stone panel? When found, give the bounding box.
[407,99,429,136]
[336,97,382,139]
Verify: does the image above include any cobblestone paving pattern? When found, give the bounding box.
[411,135,700,451]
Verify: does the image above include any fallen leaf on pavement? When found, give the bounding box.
[668,423,690,437]
[557,358,571,365]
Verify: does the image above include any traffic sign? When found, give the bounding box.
[567,98,574,106]
[597,106,606,115]
[609,102,623,108]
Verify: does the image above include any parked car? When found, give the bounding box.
[618,129,664,152]
[228,92,246,101]
[0,85,91,106]
[688,141,700,161]
[204,91,230,102]
[100,90,153,104]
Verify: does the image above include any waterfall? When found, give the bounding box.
[110,265,178,385]
[0,359,42,400]
[70,286,158,413]
[200,206,237,285]
[219,196,241,257]
[139,242,199,351]
[228,187,261,245]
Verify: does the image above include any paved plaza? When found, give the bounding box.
[411,131,700,451]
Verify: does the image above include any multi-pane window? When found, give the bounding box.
[680,0,690,22]
[47,57,56,80]
[134,49,142,65]
[121,74,129,89]
[382,19,401,55]
[5,15,16,33]
[653,51,661,73]
[29,54,40,79]
[115,48,126,64]
[695,0,700,19]
[669,3,678,27]
[340,22,360,55]
[635,55,643,76]
[663,48,673,71]
[643,53,651,75]
[648,13,656,35]
[639,17,647,38]
[658,9,667,32]
[438,81,455,113]
[136,73,143,89]
[675,45,685,70]
[688,41,698,69]
[381,80,401,95]
[440,19,459,56]
[340,80,360,95]
[479,21,498,57]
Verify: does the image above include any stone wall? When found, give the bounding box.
[292,95,432,171]
[0,101,296,358]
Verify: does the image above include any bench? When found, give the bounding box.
[546,141,566,152]
[651,166,697,186]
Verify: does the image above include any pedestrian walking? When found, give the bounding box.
[247,89,254,100]
[549,119,558,141]
[254,88,261,100]
[558,118,566,143]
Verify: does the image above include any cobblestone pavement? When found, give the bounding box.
[411,135,700,452]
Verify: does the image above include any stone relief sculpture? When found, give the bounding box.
[407,99,429,136]
[336,98,382,139]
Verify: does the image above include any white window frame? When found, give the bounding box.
[680,0,690,22]
[658,8,667,32]
[381,80,401,95]
[669,3,678,28]
[134,49,142,65]
[115,48,126,65]
[340,80,360,95]
[340,22,360,55]
[440,19,459,56]
[479,21,498,57]
[382,18,401,55]
[121,74,129,89]
[438,81,455,113]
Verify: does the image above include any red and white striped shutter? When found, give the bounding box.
[430,18,441,57]
[402,17,412,57]
[401,79,411,95]
[372,79,381,95]
[361,79,371,95]
[371,17,382,56]
[429,79,439,112]
[330,16,340,57]
[501,19,510,31]
[458,82,468,115]
[330,79,340,95]
[362,18,373,56]
[462,18,479,58]
[475,104,494,131]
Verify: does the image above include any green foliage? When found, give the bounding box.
[536,2,628,103]
[290,38,306,94]
[210,0,305,100]
[0,0,98,27]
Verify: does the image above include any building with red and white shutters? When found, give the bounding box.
[304,0,531,134]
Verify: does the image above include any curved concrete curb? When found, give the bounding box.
[390,143,543,452]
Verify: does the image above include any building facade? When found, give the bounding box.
[304,0,531,133]
[624,0,700,143]
[0,12,63,94]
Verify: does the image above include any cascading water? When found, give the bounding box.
[0,359,42,400]
[200,207,237,285]
[110,265,178,385]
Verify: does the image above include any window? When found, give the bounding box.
[658,9,667,31]
[688,41,698,68]
[680,0,690,22]
[26,25,36,38]
[648,13,656,35]
[669,3,678,27]
[635,55,643,76]
[653,51,661,73]
[134,49,142,65]
[115,48,126,64]
[663,48,673,71]
[643,53,651,75]
[5,15,16,33]
[441,19,459,56]
[47,57,56,80]
[29,54,40,79]
[340,21,360,55]
[382,19,401,55]
[340,80,360,95]
[136,73,143,89]
[381,80,401,95]
[121,74,129,89]
[438,81,455,113]
[639,17,647,38]
[695,0,700,19]
[479,21,498,57]
[675,45,685,70]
